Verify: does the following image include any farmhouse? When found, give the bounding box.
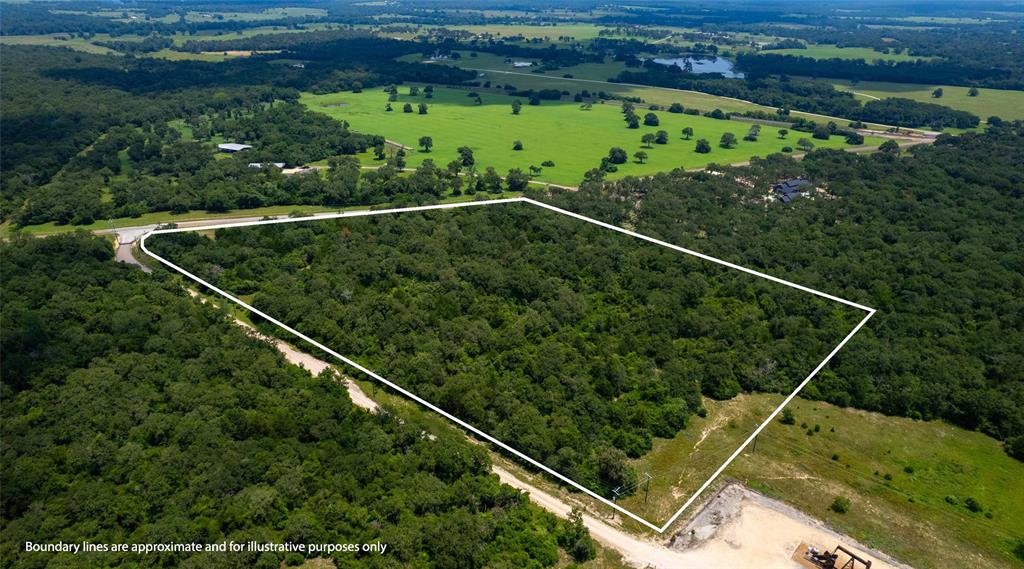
[218,143,253,153]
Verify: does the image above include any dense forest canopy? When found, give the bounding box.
[149,203,865,495]
[544,126,1024,450]
[0,233,596,568]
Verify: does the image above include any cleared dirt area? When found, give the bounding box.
[672,484,911,569]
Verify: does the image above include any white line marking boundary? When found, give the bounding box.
[141,196,875,533]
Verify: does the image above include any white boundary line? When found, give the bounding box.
[141,196,875,533]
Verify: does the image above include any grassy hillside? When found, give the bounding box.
[831,80,1024,120]
[303,86,878,186]
[762,44,935,63]
[615,393,1023,568]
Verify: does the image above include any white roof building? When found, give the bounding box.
[218,143,253,152]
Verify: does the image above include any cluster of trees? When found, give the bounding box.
[546,124,1024,453]
[150,204,864,497]
[612,61,982,129]
[12,103,386,226]
[1,234,595,567]
[736,49,1023,91]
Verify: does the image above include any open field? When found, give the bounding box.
[617,393,1024,568]
[761,44,936,62]
[0,34,118,54]
[304,86,877,186]
[403,52,771,114]
[831,80,1024,120]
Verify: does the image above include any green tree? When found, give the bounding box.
[512,99,522,115]
[607,147,628,164]
[719,132,738,148]
[418,136,433,152]
[634,150,648,164]
[681,127,694,140]
[695,138,711,153]
[968,87,979,97]
[641,133,656,147]
[418,102,428,115]
[778,128,789,139]
[505,168,529,192]
[457,146,475,167]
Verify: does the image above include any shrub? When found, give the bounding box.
[781,146,793,153]
[903,465,915,474]
[964,497,983,513]
[780,409,796,425]
[830,497,850,514]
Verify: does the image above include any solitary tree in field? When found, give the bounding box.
[529,165,542,177]
[744,124,761,142]
[418,102,428,115]
[512,99,522,115]
[668,102,685,113]
[634,150,648,164]
[695,138,711,153]
[968,86,979,97]
[641,133,656,147]
[681,127,694,140]
[418,136,433,152]
[385,103,393,112]
[403,103,413,113]
[932,87,943,98]
[655,130,669,144]
[409,86,420,96]
[778,128,789,139]
[719,132,738,148]
[797,138,815,152]
[643,112,660,126]
[512,140,524,151]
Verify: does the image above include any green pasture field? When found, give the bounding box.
[612,392,1024,568]
[303,86,879,187]
[762,43,936,62]
[831,80,1024,120]
[0,34,118,54]
[405,52,778,115]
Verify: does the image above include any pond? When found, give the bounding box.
[647,56,745,78]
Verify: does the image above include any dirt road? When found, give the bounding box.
[221,307,909,569]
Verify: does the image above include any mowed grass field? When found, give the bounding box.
[831,80,1024,120]
[761,44,935,62]
[614,393,1024,568]
[303,86,878,186]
